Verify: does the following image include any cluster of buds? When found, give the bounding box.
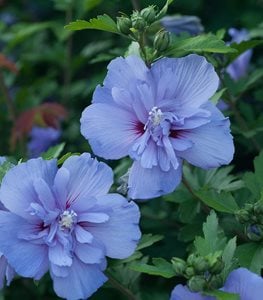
[116,6,157,35]
[116,5,170,54]
[236,200,263,241]
[172,252,224,292]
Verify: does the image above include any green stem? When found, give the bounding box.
[106,272,139,300]
[182,176,210,214]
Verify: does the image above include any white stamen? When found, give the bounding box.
[59,210,77,230]
[149,106,163,126]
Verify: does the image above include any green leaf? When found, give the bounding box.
[205,290,240,300]
[184,165,244,193]
[244,151,263,200]
[65,14,118,34]
[7,22,54,48]
[222,237,237,279]
[228,40,263,62]
[164,34,237,57]
[0,161,14,183]
[210,88,227,105]
[235,68,263,94]
[41,143,65,160]
[129,258,176,278]
[236,243,263,274]
[57,152,80,165]
[136,234,164,251]
[156,0,174,20]
[195,190,239,213]
[194,211,227,256]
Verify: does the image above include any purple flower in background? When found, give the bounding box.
[226,28,253,81]
[170,268,263,300]
[81,55,234,200]
[0,158,15,289]
[161,15,204,36]
[28,126,61,158]
[0,154,141,299]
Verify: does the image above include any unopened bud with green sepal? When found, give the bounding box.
[188,275,207,292]
[171,257,186,276]
[192,257,209,274]
[140,6,156,24]
[246,224,263,241]
[209,258,225,274]
[117,16,132,35]
[131,11,146,31]
[185,266,195,278]
[208,274,223,289]
[153,30,170,52]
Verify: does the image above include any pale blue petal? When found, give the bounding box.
[33,178,56,211]
[51,258,107,300]
[53,167,70,209]
[88,194,141,259]
[0,211,49,279]
[74,225,93,243]
[128,160,182,199]
[61,154,113,210]
[81,103,141,159]
[50,263,69,278]
[75,242,105,264]
[222,268,263,299]
[151,54,219,109]
[0,158,57,221]
[49,243,72,267]
[177,119,234,169]
[78,212,109,223]
[170,284,213,300]
[104,56,149,89]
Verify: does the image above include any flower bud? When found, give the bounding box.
[117,16,132,35]
[209,274,223,289]
[254,201,263,215]
[236,209,250,223]
[153,30,170,52]
[171,257,186,275]
[188,275,207,292]
[186,253,196,266]
[246,224,263,241]
[131,12,146,31]
[140,6,156,24]
[192,257,209,274]
[209,258,224,274]
[185,266,195,278]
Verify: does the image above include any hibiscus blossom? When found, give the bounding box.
[0,153,141,299]
[81,54,234,199]
[226,28,252,81]
[170,268,263,300]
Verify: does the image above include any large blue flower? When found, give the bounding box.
[28,126,61,158]
[0,154,141,300]
[81,55,234,200]
[170,268,263,300]
[0,157,15,289]
[161,15,204,36]
[226,28,252,81]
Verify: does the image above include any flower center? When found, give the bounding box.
[148,106,163,127]
[59,210,77,230]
